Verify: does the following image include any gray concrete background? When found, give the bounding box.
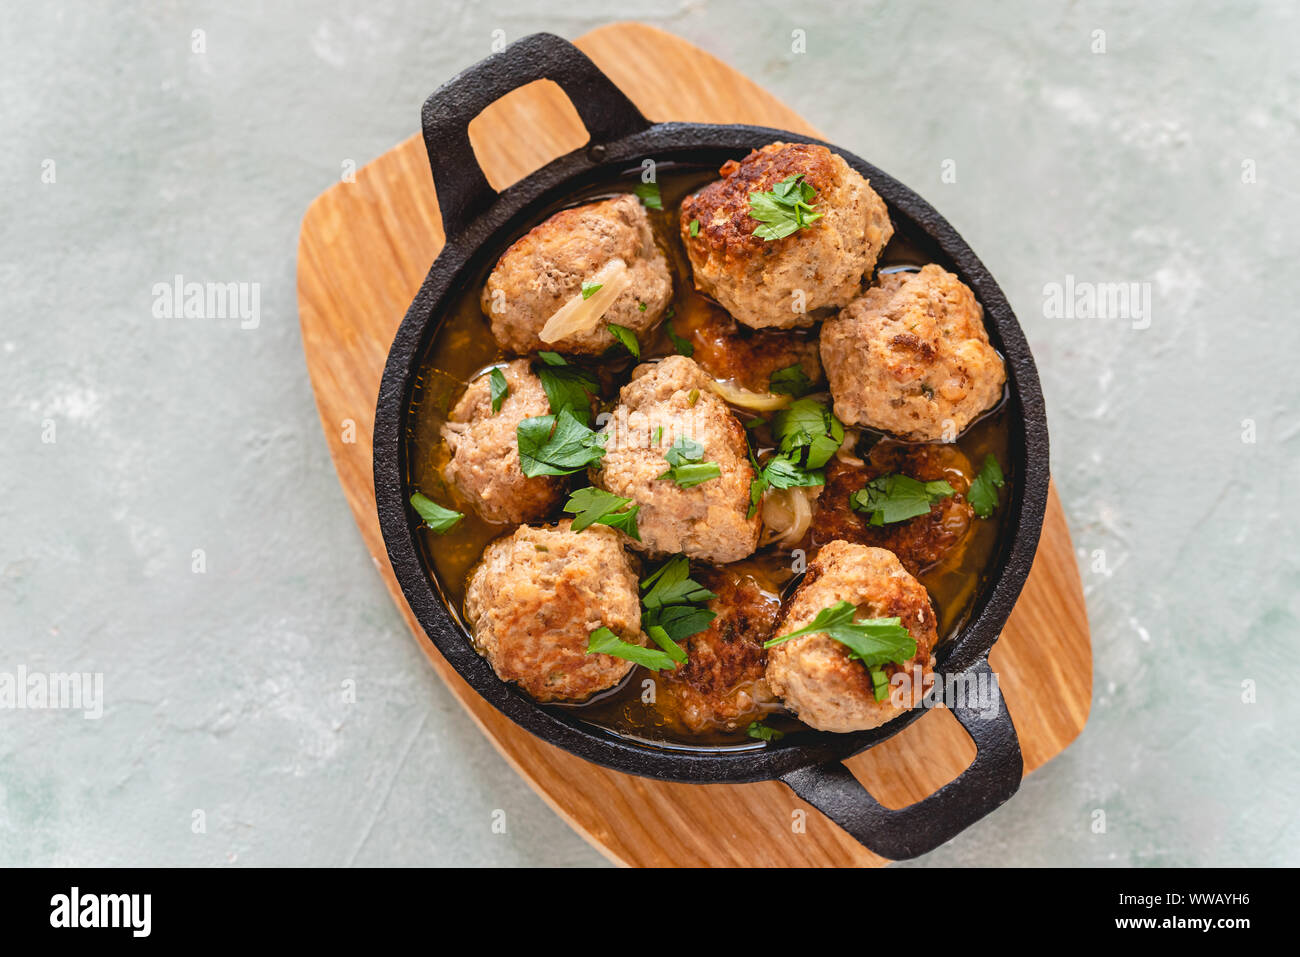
[2,1,1297,866]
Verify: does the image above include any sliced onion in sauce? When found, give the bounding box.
[759,485,817,547]
[539,258,632,343]
[706,378,792,411]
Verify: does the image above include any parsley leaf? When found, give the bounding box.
[667,323,694,357]
[634,181,662,211]
[772,397,844,469]
[769,363,813,397]
[657,435,720,488]
[587,626,678,671]
[748,174,823,241]
[563,486,640,540]
[607,322,640,358]
[581,281,602,300]
[851,474,955,525]
[663,435,704,467]
[409,491,463,534]
[516,408,606,477]
[488,367,508,413]
[689,218,700,237]
[761,455,826,490]
[646,624,689,664]
[967,454,1005,519]
[641,554,718,609]
[765,601,917,690]
[640,555,717,657]
[534,355,599,425]
[746,721,784,742]
[659,461,721,488]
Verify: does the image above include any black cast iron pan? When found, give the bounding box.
[374,33,1050,860]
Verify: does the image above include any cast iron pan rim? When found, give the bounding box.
[374,121,1049,784]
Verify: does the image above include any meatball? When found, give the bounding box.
[594,355,761,562]
[463,521,644,703]
[810,440,976,575]
[481,194,673,355]
[442,359,566,524]
[675,295,822,395]
[680,142,893,330]
[765,541,937,732]
[820,264,1006,441]
[657,567,781,733]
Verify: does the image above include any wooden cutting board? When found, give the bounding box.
[296,21,1092,866]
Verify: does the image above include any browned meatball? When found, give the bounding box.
[441,359,567,525]
[821,264,1006,441]
[810,441,976,575]
[656,567,781,733]
[680,142,893,330]
[481,195,672,355]
[674,295,822,395]
[463,522,644,703]
[594,356,761,562]
[766,542,937,732]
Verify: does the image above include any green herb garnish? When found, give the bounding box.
[657,436,720,488]
[771,397,844,469]
[967,454,1005,518]
[748,174,823,241]
[488,367,508,413]
[607,322,640,358]
[634,181,663,210]
[534,355,599,425]
[765,600,915,702]
[746,721,784,742]
[409,491,463,534]
[563,486,640,540]
[640,555,717,653]
[587,626,678,671]
[641,554,717,609]
[851,474,955,525]
[581,281,602,300]
[768,363,813,397]
[516,408,606,477]
[689,218,700,237]
[667,324,694,357]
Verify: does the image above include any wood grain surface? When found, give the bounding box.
[295,21,1092,867]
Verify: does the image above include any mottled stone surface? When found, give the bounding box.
[2,1,1297,866]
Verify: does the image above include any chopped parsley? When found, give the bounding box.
[967,454,1005,518]
[764,601,916,702]
[563,486,640,540]
[488,367,508,413]
[409,491,463,534]
[689,218,700,237]
[667,324,694,357]
[640,555,717,653]
[516,408,606,477]
[607,322,640,358]
[534,354,599,425]
[748,174,823,241]
[851,474,955,525]
[657,436,720,488]
[587,626,678,671]
[768,363,813,397]
[772,397,844,469]
[634,181,662,210]
[746,721,784,742]
[638,301,648,312]
[580,280,602,300]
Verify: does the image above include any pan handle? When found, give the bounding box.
[421,32,651,237]
[779,657,1022,860]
